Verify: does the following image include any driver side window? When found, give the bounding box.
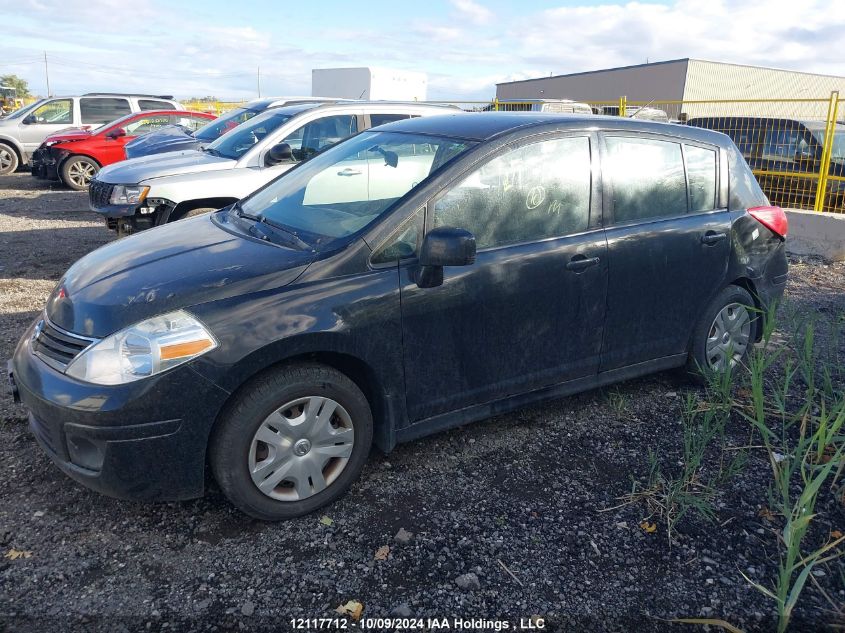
[283,115,358,162]
[30,99,72,125]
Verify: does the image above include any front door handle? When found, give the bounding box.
[337,168,362,176]
[566,255,600,272]
[701,231,727,245]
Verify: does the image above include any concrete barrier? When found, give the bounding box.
[785,209,845,262]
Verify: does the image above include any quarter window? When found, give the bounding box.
[80,98,131,125]
[605,136,687,223]
[685,145,717,212]
[138,99,175,111]
[433,136,591,250]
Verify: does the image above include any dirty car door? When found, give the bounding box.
[399,134,607,421]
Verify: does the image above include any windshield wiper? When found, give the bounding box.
[259,217,312,251]
[232,200,261,221]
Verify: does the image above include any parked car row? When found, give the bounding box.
[0,93,182,175]
[30,109,215,189]
[8,109,789,519]
[91,101,458,235]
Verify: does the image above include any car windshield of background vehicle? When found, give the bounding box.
[4,99,43,120]
[239,131,475,246]
[205,110,295,159]
[194,107,259,142]
[810,127,845,162]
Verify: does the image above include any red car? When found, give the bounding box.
[30,110,216,190]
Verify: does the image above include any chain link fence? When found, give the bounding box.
[182,92,844,214]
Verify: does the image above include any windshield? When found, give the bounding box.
[3,99,44,120]
[810,126,845,163]
[239,131,475,247]
[194,107,259,142]
[205,109,294,160]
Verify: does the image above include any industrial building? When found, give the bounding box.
[495,59,845,119]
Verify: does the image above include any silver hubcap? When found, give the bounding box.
[706,302,751,370]
[0,147,13,171]
[249,396,354,501]
[68,160,97,187]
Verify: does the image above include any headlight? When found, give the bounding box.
[109,184,150,205]
[65,310,217,385]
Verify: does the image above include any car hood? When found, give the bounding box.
[45,214,314,337]
[43,127,95,144]
[124,126,203,157]
[97,149,235,184]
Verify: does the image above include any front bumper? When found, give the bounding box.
[30,147,60,180]
[9,321,231,501]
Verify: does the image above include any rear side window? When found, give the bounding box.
[139,99,176,111]
[80,98,131,125]
[433,136,591,249]
[605,136,686,223]
[685,145,717,212]
[727,143,768,210]
[370,113,410,127]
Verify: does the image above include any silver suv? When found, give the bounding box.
[0,93,183,175]
[90,101,459,235]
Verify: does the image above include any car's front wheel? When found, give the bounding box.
[209,363,373,520]
[0,143,19,175]
[60,155,99,190]
[688,285,757,375]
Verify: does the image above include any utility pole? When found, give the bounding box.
[44,51,51,96]
[257,66,261,98]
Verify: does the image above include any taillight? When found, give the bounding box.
[748,206,788,238]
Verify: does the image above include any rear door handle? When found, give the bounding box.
[566,256,600,272]
[701,231,727,245]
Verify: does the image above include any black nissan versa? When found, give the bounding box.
[9,114,788,520]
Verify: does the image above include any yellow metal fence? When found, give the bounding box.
[182,93,844,214]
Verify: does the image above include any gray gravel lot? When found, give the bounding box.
[1,172,844,632]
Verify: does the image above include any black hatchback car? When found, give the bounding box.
[9,114,788,520]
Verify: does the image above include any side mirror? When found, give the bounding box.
[106,128,127,139]
[265,142,293,166]
[22,115,35,125]
[416,226,476,288]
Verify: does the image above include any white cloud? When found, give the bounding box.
[1,0,843,100]
[450,0,494,25]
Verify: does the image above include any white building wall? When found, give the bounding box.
[682,60,845,119]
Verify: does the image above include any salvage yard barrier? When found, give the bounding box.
[183,93,845,255]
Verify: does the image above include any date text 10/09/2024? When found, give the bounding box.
[290,617,546,630]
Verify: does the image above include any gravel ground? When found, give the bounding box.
[1,172,844,632]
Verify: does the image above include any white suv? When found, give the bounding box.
[0,93,183,175]
[90,101,459,235]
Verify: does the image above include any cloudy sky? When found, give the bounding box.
[1,0,842,100]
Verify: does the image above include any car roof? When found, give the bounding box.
[370,112,730,145]
[250,100,460,120]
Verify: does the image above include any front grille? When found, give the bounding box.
[89,179,114,209]
[31,147,47,165]
[29,413,61,457]
[32,318,98,372]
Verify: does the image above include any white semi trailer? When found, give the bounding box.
[312,67,428,101]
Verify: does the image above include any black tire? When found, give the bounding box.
[174,206,217,222]
[0,143,19,175]
[60,155,99,190]
[209,363,373,520]
[687,284,758,376]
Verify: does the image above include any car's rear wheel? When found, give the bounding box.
[0,143,19,175]
[60,156,99,190]
[209,363,373,520]
[688,285,757,375]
